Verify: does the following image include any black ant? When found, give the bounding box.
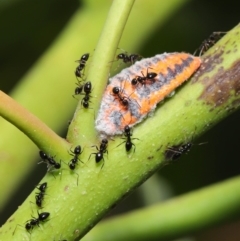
[117,125,139,152]
[35,192,45,208]
[73,53,89,93]
[72,77,87,99]
[72,81,92,107]
[112,83,141,109]
[74,83,84,96]
[74,53,90,79]
[81,81,92,108]
[75,53,89,65]
[117,53,142,65]
[131,69,157,86]
[75,65,83,79]
[165,143,193,161]
[112,86,129,107]
[36,182,47,192]
[165,134,206,161]
[25,211,50,232]
[68,145,83,185]
[68,145,83,170]
[13,211,50,235]
[89,139,108,169]
[39,151,61,171]
[35,182,47,207]
[194,32,226,56]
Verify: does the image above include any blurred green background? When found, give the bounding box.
[1,0,240,240]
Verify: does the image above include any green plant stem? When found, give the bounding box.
[83,175,240,241]
[0,91,70,152]
[67,0,136,144]
[0,0,137,240]
[1,23,240,241]
[0,0,184,210]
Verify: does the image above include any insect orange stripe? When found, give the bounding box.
[95,52,201,137]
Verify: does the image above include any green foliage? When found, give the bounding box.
[1,1,240,241]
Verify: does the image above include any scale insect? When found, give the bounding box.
[96,52,201,136]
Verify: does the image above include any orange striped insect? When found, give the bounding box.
[95,52,201,137]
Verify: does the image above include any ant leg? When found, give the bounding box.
[100,158,105,170]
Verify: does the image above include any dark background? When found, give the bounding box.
[1,0,240,240]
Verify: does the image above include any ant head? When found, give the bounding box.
[117,53,127,60]
[124,125,131,134]
[25,222,32,231]
[131,78,138,85]
[76,53,90,63]
[37,182,47,192]
[39,150,48,160]
[75,86,83,95]
[102,139,108,145]
[112,86,120,95]
[81,53,90,62]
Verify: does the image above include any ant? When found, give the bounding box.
[116,52,142,65]
[112,82,141,109]
[75,66,83,79]
[75,53,89,65]
[68,145,83,185]
[72,81,92,108]
[36,182,47,193]
[117,125,139,152]
[194,32,226,56]
[131,68,157,86]
[13,211,50,235]
[112,86,130,107]
[74,83,84,96]
[81,81,92,108]
[68,145,83,170]
[39,151,61,171]
[25,211,50,232]
[165,143,193,161]
[89,139,108,169]
[165,130,206,161]
[35,192,45,208]
[74,53,90,79]
[72,77,87,99]
[35,182,47,207]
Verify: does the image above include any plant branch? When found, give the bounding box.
[0,91,70,153]
[67,0,136,144]
[1,23,240,241]
[1,0,240,240]
[0,0,187,210]
[83,175,240,241]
